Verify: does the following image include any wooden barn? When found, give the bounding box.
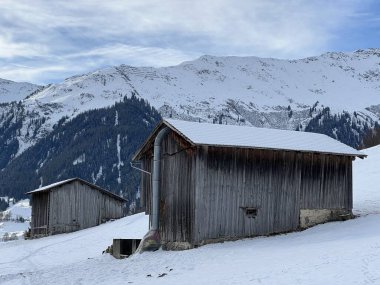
[133,119,366,251]
[26,178,126,237]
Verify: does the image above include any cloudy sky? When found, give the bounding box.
[1,0,380,84]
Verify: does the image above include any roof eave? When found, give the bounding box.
[25,178,77,195]
[132,119,196,161]
[194,143,366,158]
[132,120,165,161]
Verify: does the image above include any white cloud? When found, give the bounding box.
[64,43,199,67]
[0,64,67,84]
[0,35,48,59]
[0,44,198,84]
[0,0,372,83]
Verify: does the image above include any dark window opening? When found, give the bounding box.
[244,207,258,218]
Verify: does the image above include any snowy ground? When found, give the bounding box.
[353,146,380,216]
[0,199,31,240]
[0,146,379,284]
[1,199,31,221]
[0,221,29,240]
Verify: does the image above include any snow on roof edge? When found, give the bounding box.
[26,178,76,194]
[26,178,127,202]
[163,119,366,158]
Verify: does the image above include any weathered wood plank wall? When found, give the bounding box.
[141,132,196,245]
[30,192,49,235]
[141,154,153,215]
[194,147,352,245]
[31,181,124,236]
[194,147,302,244]
[140,133,353,247]
[300,154,352,209]
[160,132,196,245]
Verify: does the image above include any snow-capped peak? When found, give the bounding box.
[0,79,41,103]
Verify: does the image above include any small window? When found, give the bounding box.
[242,207,258,218]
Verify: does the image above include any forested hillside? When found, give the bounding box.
[0,95,161,208]
[303,107,374,147]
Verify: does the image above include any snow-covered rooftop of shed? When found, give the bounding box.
[26,178,127,201]
[26,178,76,194]
[164,119,366,157]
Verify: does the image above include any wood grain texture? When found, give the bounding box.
[139,131,353,248]
[30,180,124,236]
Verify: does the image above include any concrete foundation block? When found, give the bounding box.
[300,208,353,229]
[162,241,192,251]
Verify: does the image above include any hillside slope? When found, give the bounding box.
[0,95,161,202]
[0,146,379,285]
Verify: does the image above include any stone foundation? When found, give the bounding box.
[162,241,193,251]
[300,208,353,229]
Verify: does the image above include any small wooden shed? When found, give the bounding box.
[133,119,366,250]
[26,178,126,237]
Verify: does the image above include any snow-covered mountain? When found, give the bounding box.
[1,48,380,201]
[2,49,380,157]
[24,49,380,125]
[0,79,41,103]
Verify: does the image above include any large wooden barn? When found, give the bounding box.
[26,178,126,237]
[133,119,366,251]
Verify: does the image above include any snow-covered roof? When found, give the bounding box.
[26,178,127,202]
[134,119,366,159]
[27,178,76,194]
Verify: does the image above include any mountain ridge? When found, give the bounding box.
[0,78,41,104]
[1,48,380,168]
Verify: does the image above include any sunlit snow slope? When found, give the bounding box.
[353,145,380,215]
[0,79,40,103]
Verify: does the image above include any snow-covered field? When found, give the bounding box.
[0,199,31,240]
[0,221,29,240]
[0,146,379,284]
[2,199,31,221]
